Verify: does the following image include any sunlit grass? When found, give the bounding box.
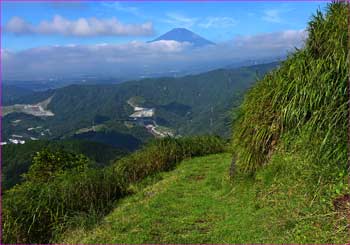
[60,152,348,244]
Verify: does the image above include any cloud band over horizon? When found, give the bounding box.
[4,15,154,37]
[2,29,307,81]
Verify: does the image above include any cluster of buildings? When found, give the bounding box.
[1,125,45,146]
[1,135,26,145]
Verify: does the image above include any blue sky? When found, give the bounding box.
[2,1,328,51]
[2,1,331,81]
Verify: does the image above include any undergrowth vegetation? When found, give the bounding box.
[2,136,225,243]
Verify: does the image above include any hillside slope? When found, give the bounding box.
[2,85,35,105]
[60,153,348,243]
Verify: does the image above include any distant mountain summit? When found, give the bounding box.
[149,28,215,47]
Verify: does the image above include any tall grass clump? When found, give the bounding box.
[2,135,225,243]
[232,2,348,173]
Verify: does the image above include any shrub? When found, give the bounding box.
[2,136,225,243]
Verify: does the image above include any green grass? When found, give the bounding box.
[60,153,348,244]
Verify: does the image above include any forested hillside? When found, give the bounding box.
[2,62,277,145]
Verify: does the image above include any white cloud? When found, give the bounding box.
[1,49,12,60]
[164,13,238,29]
[199,17,238,28]
[4,16,32,34]
[234,29,307,48]
[147,40,192,52]
[164,13,198,28]
[4,15,154,37]
[2,30,307,80]
[262,9,282,23]
[262,6,294,24]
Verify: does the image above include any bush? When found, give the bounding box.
[2,136,225,243]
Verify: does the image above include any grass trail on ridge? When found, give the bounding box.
[61,153,320,244]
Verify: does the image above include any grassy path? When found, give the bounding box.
[61,153,348,244]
